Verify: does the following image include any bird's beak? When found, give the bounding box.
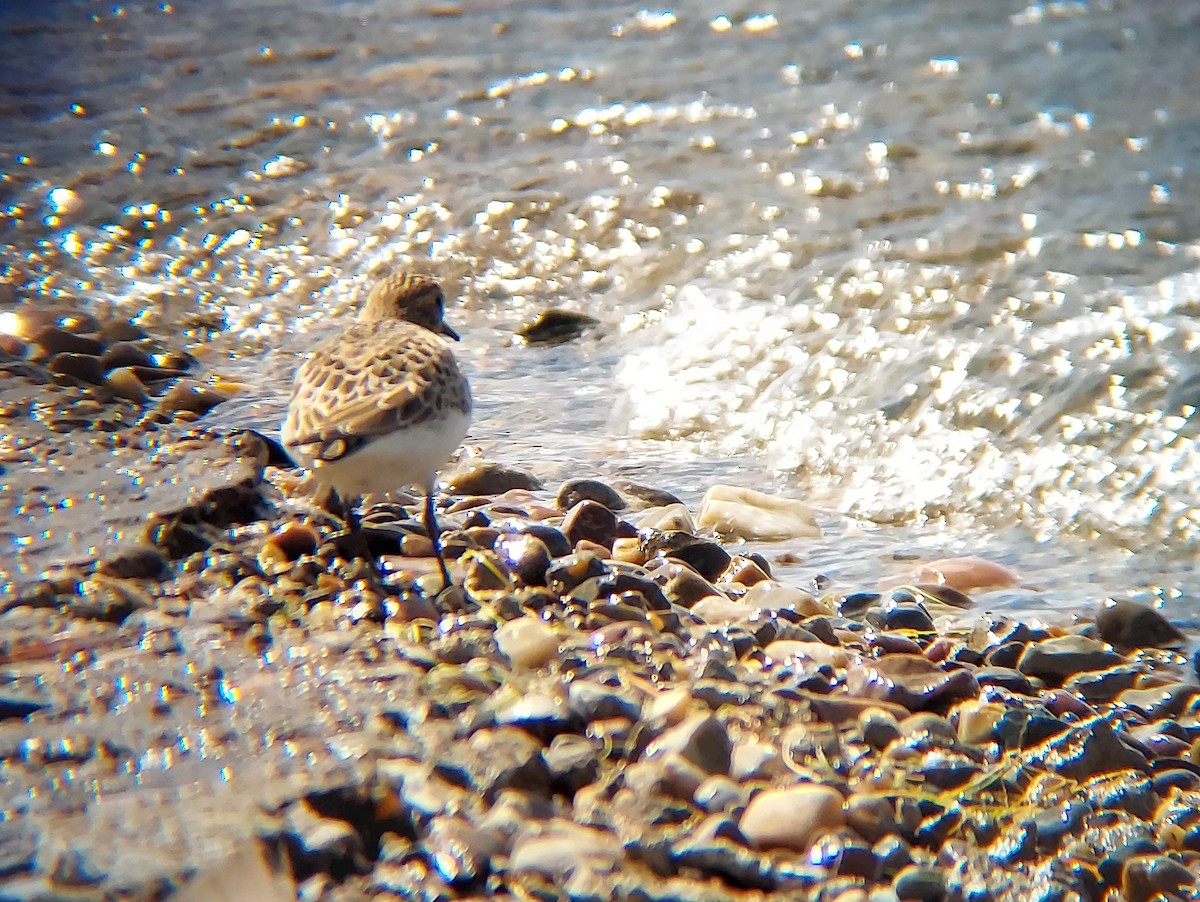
[440,323,461,341]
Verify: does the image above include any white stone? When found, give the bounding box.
[635,502,696,533]
[742,581,832,616]
[696,484,820,540]
[739,784,845,851]
[495,617,560,668]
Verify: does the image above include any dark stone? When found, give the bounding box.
[996,709,1067,749]
[446,461,543,495]
[644,713,732,775]
[33,326,104,357]
[100,341,156,370]
[985,640,1026,669]
[1122,854,1196,902]
[615,481,684,508]
[892,864,947,902]
[668,543,732,583]
[518,523,572,558]
[1098,838,1163,889]
[98,318,148,343]
[561,500,618,548]
[1016,636,1126,684]
[96,544,169,580]
[556,478,626,512]
[839,591,881,617]
[1032,800,1090,852]
[1151,768,1200,795]
[1063,665,1141,704]
[545,552,608,595]
[866,655,979,711]
[909,583,973,608]
[128,364,188,387]
[517,308,599,345]
[867,600,935,633]
[1118,683,1197,720]
[974,666,1034,695]
[544,734,602,794]
[671,820,775,891]
[1023,717,1148,780]
[873,835,912,879]
[158,379,228,416]
[461,727,553,800]
[495,533,551,586]
[1096,600,1186,650]
[281,800,365,881]
[574,572,670,611]
[48,352,106,386]
[0,694,49,722]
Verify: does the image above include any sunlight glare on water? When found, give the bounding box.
[2,0,1199,614]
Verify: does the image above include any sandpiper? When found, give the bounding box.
[281,271,472,589]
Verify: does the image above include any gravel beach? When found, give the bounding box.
[5,2,1200,899]
[3,317,1200,902]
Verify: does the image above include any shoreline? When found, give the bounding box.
[2,327,1199,900]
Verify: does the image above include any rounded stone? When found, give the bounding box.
[561,500,618,548]
[516,308,599,345]
[446,461,543,495]
[1096,600,1185,651]
[518,523,573,558]
[1122,854,1196,902]
[158,379,229,416]
[34,326,104,357]
[1016,635,1126,684]
[495,617,560,669]
[892,864,947,902]
[495,533,552,587]
[556,478,626,512]
[49,352,105,386]
[738,784,845,852]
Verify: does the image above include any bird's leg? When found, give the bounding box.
[423,484,452,591]
[343,492,393,596]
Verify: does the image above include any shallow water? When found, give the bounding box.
[3,0,1199,616]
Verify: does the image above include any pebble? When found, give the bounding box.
[556,478,626,512]
[508,821,622,878]
[494,617,560,668]
[635,502,697,533]
[446,461,543,494]
[1121,854,1196,902]
[892,865,947,902]
[1095,599,1186,650]
[1016,635,1127,684]
[516,308,599,345]
[644,713,732,775]
[741,581,832,616]
[561,499,618,548]
[903,556,1019,592]
[696,484,821,540]
[738,784,846,852]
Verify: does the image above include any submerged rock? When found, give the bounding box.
[695,484,820,540]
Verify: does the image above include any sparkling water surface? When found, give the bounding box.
[3,0,1199,618]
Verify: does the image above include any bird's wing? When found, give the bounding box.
[281,323,451,462]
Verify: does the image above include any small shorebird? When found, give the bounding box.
[281,272,471,589]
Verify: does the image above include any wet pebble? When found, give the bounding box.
[738,784,845,852]
[446,461,543,494]
[1095,599,1185,650]
[696,484,820,540]
[495,617,560,668]
[556,478,626,512]
[1016,635,1126,684]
